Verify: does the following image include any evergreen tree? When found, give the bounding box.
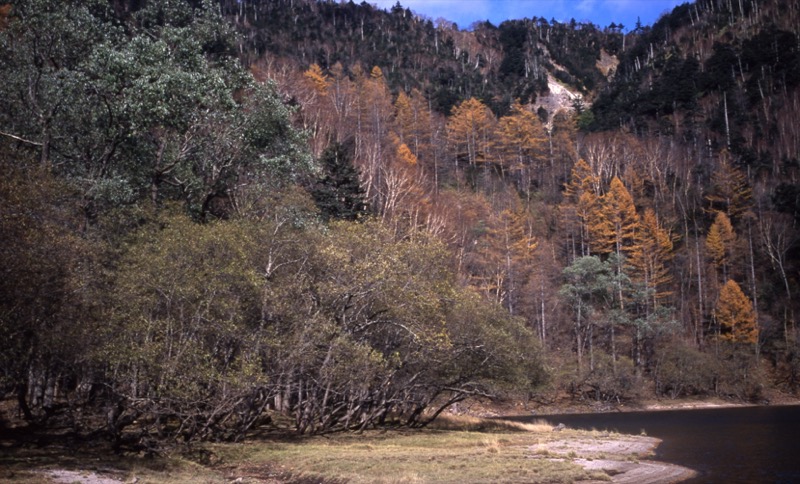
[311,141,368,221]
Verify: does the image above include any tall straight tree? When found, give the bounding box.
[562,159,601,258]
[592,177,641,261]
[560,256,612,372]
[587,176,641,369]
[631,208,675,309]
[472,197,538,314]
[705,152,752,221]
[447,97,496,169]
[494,101,547,197]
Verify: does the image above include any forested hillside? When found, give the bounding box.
[2,0,800,449]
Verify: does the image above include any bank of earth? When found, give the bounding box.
[2,413,700,484]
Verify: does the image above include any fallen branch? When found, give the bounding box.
[0,130,43,147]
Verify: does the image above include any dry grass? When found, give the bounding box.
[213,431,602,484]
[1,415,615,484]
[207,415,611,484]
[428,414,554,433]
[0,444,228,484]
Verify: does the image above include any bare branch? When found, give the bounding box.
[0,130,43,147]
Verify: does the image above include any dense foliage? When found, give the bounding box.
[0,0,544,447]
[3,0,800,451]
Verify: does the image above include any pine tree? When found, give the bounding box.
[716,279,758,344]
[311,142,368,221]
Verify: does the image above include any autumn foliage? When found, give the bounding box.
[716,279,758,344]
[4,0,800,447]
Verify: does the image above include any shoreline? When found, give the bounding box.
[453,392,800,418]
[538,433,698,484]
[453,395,800,483]
[6,397,798,483]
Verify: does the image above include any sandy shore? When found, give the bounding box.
[34,432,696,484]
[531,433,696,483]
[38,469,127,484]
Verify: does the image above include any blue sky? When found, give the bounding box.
[370,0,686,31]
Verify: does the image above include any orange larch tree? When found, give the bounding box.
[705,151,752,221]
[562,159,601,258]
[303,63,331,96]
[595,176,641,368]
[351,64,393,208]
[300,63,334,156]
[471,197,538,314]
[394,91,414,147]
[631,208,675,308]
[589,176,640,260]
[716,279,758,345]
[393,89,434,169]
[494,101,547,196]
[379,140,429,236]
[446,97,496,169]
[706,211,737,283]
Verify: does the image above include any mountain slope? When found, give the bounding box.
[218,0,623,115]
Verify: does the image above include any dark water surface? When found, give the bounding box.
[505,405,800,483]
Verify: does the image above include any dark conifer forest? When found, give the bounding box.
[2,0,800,447]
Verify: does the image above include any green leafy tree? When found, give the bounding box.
[105,210,268,443]
[261,221,545,433]
[0,161,102,421]
[0,0,312,220]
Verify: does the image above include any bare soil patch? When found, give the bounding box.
[530,433,696,483]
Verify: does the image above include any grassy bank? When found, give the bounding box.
[208,418,608,483]
[1,415,696,483]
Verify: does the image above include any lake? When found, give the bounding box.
[505,404,800,483]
